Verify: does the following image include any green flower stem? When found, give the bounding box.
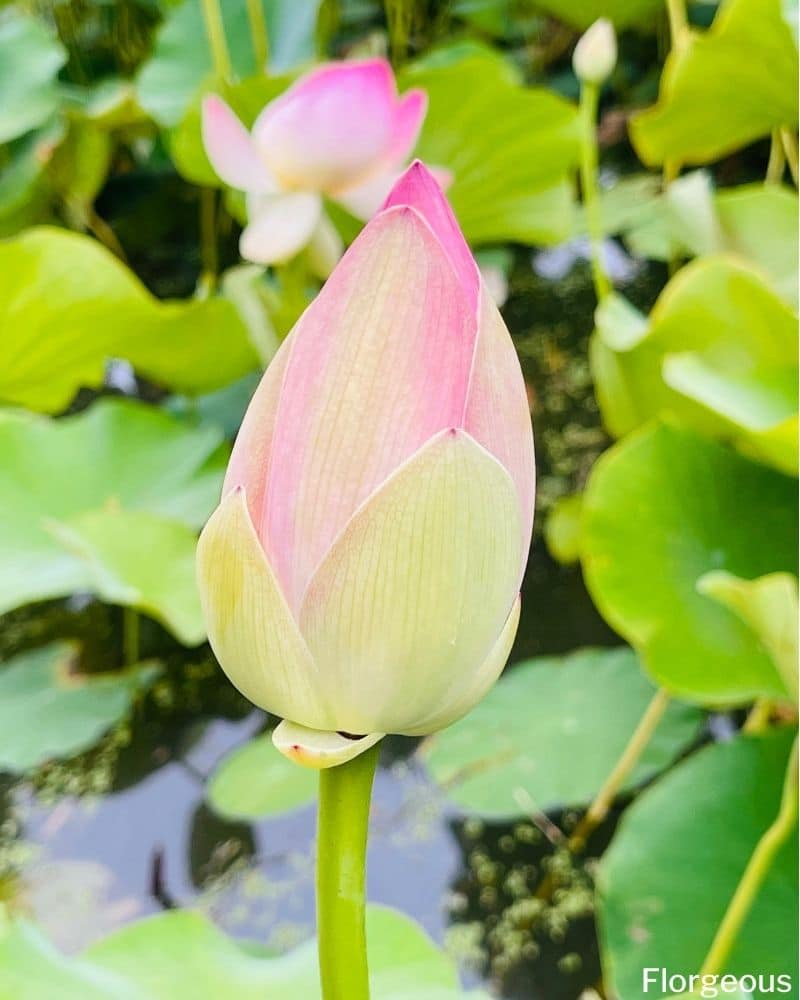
[700,734,798,977]
[201,0,233,81]
[384,0,412,66]
[568,688,671,853]
[662,158,681,279]
[663,0,688,274]
[665,0,688,49]
[535,687,672,903]
[199,187,219,293]
[317,744,380,1000]
[123,607,139,666]
[780,128,798,186]
[246,0,269,71]
[578,80,611,304]
[766,129,787,184]
[743,698,773,734]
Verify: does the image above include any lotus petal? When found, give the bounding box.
[298,430,522,735]
[223,337,292,531]
[464,287,536,563]
[253,60,397,193]
[256,206,477,608]
[335,168,402,221]
[202,96,274,193]
[383,160,479,312]
[406,595,520,735]
[239,192,322,265]
[384,89,428,165]
[272,721,383,769]
[196,489,333,730]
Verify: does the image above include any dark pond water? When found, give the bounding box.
[0,207,668,996]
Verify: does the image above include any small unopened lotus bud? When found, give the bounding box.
[572,18,617,85]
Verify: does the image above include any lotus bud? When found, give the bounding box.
[197,162,535,768]
[572,18,617,85]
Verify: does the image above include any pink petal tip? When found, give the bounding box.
[382,161,478,313]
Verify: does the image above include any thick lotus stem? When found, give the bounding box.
[316,743,380,1000]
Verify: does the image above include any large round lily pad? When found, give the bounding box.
[400,46,580,246]
[631,0,798,165]
[0,399,226,638]
[0,905,487,999]
[0,643,159,773]
[598,728,798,1000]
[207,732,318,820]
[422,646,704,820]
[0,227,259,413]
[581,423,797,706]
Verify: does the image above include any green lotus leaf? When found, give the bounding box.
[0,9,66,144]
[400,46,580,245]
[581,423,797,705]
[0,399,226,630]
[207,732,318,820]
[0,905,486,999]
[0,227,260,413]
[525,0,662,28]
[698,571,799,701]
[0,643,160,773]
[422,647,704,820]
[45,508,205,646]
[136,0,320,128]
[590,257,798,474]
[599,729,798,999]
[631,0,798,165]
[614,178,798,308]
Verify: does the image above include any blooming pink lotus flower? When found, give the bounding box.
[197,162,535,768]
[201,59,427,266]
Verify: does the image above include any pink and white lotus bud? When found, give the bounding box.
[196,162,535,768]
[201,59,427,266]
[572,18,617,85]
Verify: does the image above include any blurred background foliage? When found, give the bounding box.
[0,0,797,998]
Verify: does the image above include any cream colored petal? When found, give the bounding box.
[403,595,520,736]
[272,720,384,769]
[298,430,522,736]
[239,192,322,265]
[335,167,400,220]
[196,489,333,729]
[305,212,344,279]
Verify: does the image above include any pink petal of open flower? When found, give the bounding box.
[201,96,275,193]
[384,89,427,167]
[252,59,419,196]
